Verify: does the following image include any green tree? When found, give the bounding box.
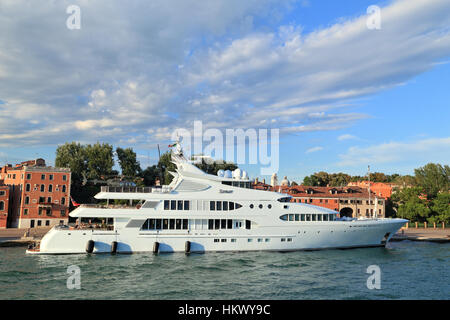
[429,192,450,224]
[142,165,160,186]
[329,173,351,187]
[396,197,431,222]
[84,143,115,180]
[55,142,87,186]
[116,147,142,177]
[414,163,450,199]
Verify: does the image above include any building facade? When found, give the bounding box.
[347,181,395,199]
[0,159,71,228]
[253,182,385,218]
[0,182,9,228]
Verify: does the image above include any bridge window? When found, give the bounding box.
[277,197,291,203]
[280,214,288,221]
[210,201,215,211]
[312,214,317,221]
[170,200,176,210]
[245,220,251,230]
[164,200,169,210]
[223,201,228,211]
[229,202,234,210]
[323,214,329,221]
[216,201,222,211]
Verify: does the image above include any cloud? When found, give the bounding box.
[0,0,449,148]
[337,137,450,167]
[338,134,358,141]
[305,146,323,154]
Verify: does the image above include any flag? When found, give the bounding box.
[70,196,80,207]
[168,142,178,148]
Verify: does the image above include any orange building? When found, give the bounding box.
[0,181,9,228]
[253,182,385,218]
[0,159,71,228]
[347,181,394,199]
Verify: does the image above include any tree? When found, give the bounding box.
[142,165,160,186]
[429,192,450,224]
[329,173,351,187]
[158,152,177,185]
[116,147,142,177]
[396,197,431,222]
[302,175,319,186]
[84,143,115,180]
[414,163,450,199]
[55,142,87,186]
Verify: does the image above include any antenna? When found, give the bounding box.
[368,165,372,218]
[157,144,163,185]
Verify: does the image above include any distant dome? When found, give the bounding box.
[224,170,232,178]
[281,176,290,186]
[217,169,225,177]
[233,168,242,179]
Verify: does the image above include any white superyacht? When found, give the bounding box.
[27,143,407,254]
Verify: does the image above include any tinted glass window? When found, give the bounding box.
[170,200,176,210]
[229,202,234,210]
[164,200,169,210]
[184,200,189,210]
[210,201,215,211]
[216,201,222,211]
[223,201,228,211]
[177,200,183,210]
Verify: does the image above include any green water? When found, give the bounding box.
[0,241,448,300]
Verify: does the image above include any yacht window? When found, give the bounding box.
[317,214,322,221]
[265,238,270,242]
[312,214,317,221]
[268,204,272,209]
[227,219,233,229]
[287,238,292,242]
[221,239,227,242]
[281,238,286,242]
[306,214,311,221]
[248,239,253,242]
[232,181,238,187]
[259,204,263,209]
[330,214,335,221]
[210,201,215,211]
[250,204,254,209]
[216,201,222,211]
[214,239,219,243]
[170,200,176,210]
[163,219,169,230]
[295,214,300,221]
[156,219,162,229]
[223,201,228,211]
[258,238,263,242]
[184,200,190,210]
[169,219,175,229]
[176,219,182,230]
[277,197,291,203]
[214,219,220,229]
[289,214,294,221]
[141,219,149,230]
[231,239,236,243]
[177,200,183,210]
[301,214,305,221]
[222,181,232,186]
[208,219,214,230]
[221,219,227,229]
[149,219,155,229]
[229,202,235,210]
[245,220,251,230]
[280,214,288,221]
[235,203,242,209]
[164,200,169,210]
[183,219,188,229]
[323,214,329,221]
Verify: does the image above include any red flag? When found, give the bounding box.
[70,197,80,207]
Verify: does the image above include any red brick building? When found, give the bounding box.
[347,181,395,199]
[253,182,385,218]
[0,159,71,228]
[0,181,9,228]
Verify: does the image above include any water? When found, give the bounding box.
[0,241,448,300]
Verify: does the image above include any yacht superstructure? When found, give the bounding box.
[27,144,407,254]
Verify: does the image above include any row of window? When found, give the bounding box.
[25,184,66,193]
[6,173,67,181]
[24,196,66,205]
[280,213,337,222]
[29,219,65,228]
[221,181,252,189]
[28,208,66,217]
[141,218,252,231]
[162,200,243,211]
[213,238,293,243]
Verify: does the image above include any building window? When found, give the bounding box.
[47,197,52,203]
[60,210,66,217]
[62,175,67,181]
[62,185,66,193]
[0,201,4,211]
[41,174,45,180]
[26,184,31,192]
[26,173,31,179]
[40,184,45,192]
[49,174,53,181]
[61,197,66,205]
[24,209,28,215]
[38,208,43,215]
[48,184,53,192]
[25,196,30,204]
[37,220,42,226]
[39,197,45,203]
[46,220,50,226]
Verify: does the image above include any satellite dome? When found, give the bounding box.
[233,168,242,179]
[217,169,225,177]
[242,171,248,179]
[224,170,232,178]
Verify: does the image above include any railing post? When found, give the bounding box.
[424,221,427,228]
[415,222,418,229]
[443,222,445,229]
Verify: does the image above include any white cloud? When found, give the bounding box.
[0,0,449,149]
[306,146,323,154]
[337,137,450,167]
[338,134,358,141]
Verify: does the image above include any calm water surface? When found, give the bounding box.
[0,241,448,300]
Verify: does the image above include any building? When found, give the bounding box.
[347,181,395,199]
[252,180,385,218]
[0,159,71,228]
[0,181,9,228]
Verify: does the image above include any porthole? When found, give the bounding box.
[250,204,254,209]
[268,204,272,209]
[258,204,263,209]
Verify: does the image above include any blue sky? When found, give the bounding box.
[0,0,449,183]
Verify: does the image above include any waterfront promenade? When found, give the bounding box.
[0,227,51,246]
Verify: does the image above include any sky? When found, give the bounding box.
[0,0,449,183]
